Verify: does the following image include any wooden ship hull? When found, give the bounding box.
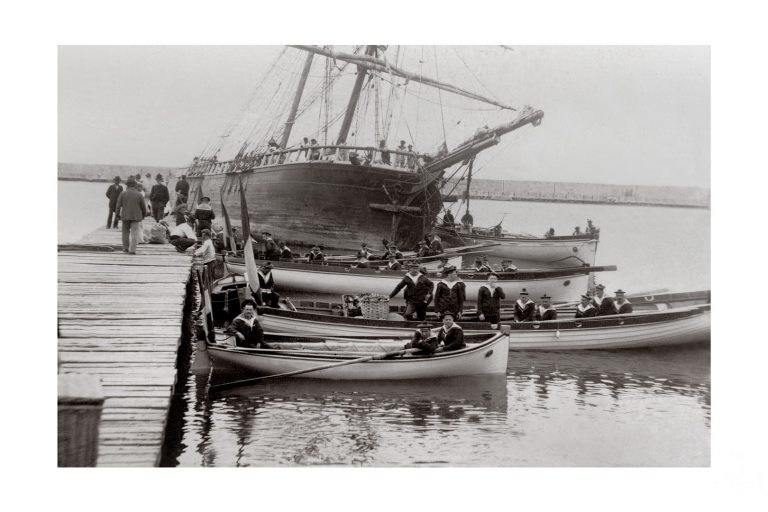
[254,305,710,350]
[206,332,510,380]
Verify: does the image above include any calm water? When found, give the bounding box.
[58,180,710,466]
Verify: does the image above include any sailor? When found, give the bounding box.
[357,242,374,260]
[386,245,403,260]
[404,323,439,355]
[614,289,633,314]
[378,139,391,165]
[226,299,272,349]
[500,259,518,272]
[278,241,293,260]
[434,265,466,319]
[193,196,216,235]
[442,209,455,227]
[436,313,466,352]
[436,256,450,274]
[477,273,506,324]
[257,262,280,308]
[387,254,403,271]
[575,294,598,318]
[389,262,435,321]
[460,210,474,232]
[308,245,325,263]
[396,140,407,167]
[355,255,370,269]
[429,234,444,256]
[410,240,426,258]
[406,144,417,170]
[573,226,582,236]
[513,288,536,322]
[535,294,558,321]
[262,231,280,260]
[473,258,492,272]
[591,284,616,316]
[586,219,599,235]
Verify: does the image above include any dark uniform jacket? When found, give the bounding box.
[592,295,616,316]
[405,330,439,354]
[280,247,293,260]
[257,270,275,290]
[226,315,267,348]
[264,238,280,260]
[434,280,466,316]
[106,184,123,208]
[149,183,170,204]
[575,304,598,318]
[116,188,148,222]
[514,299,536,322]
[615,301,633,314]
[473,264,492,273]
[429,239,444,255]
[416,245,430,258]
[387,261,403,271]
[175,179,190,196]
[308,251,325,262]
[535,306,558,321]
[390,273,434,304]
[193,205,215,231]
[477,285,506,317]
[438,324,465,351]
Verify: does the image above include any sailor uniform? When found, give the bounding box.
[308,251,325,262]
[280,246,292,260]
[591,294,616,316]
[390,273,434,321]
[434,280,466,317]
[429,239,444,255]
[263,237,281,260]
[536,305,558,321]
[193,203,215,235]
[514,298,536,322]
[615,300,633,314]
[226,314,269,349]
[477,284,506,323]
[473,264,493,273]
[437,324,465,351]
[575,303,598,318]
[387,261,403,271]
[404,330,439,355]
[257,270,280,308]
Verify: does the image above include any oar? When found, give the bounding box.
[209,347,420,391]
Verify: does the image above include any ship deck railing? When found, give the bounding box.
[187,144,433,176]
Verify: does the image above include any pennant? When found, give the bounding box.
[237,175,261,304]
[220,192,235,252]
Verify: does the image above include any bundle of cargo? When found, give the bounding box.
[358,293,390,320]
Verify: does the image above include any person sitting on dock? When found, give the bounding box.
[308,245,325,262]
[614,289,633,314]
[591,284,616,316]
[389,262,434,321]
[434,266,466,319]
[278,241,292,260]
[226,299,272,349]
[460,210,474,232]
[573,226,582,236]
[404,323,439,355]
[257,262,280,308]
[387,254,403,271]
[473,258,492,272]
[477,273,506,324]
[513,288,536,322]
[106,176,123,229]
[429,234,444,256]
[436,313,466,352]
[535,294,558,321]
[169,214,197,253]
[544,228,555,238]
[575,294,598,318]
[262,231,280,260]
[193,196,216,236]
[499,259,518,272]
[395,140,407,167]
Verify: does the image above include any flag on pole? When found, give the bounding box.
[220,193,235,252]
[237,175,262,304]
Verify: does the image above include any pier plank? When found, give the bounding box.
[58,225,193,467]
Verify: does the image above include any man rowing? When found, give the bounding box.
[403,323,439,355]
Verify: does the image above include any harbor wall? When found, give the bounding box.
[58,162,183,182]
[442,178,710,208]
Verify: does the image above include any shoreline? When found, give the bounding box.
[454,195,710,210]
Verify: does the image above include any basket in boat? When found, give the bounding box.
[358,293,390,320]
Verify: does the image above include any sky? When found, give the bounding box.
[58,45,710,187]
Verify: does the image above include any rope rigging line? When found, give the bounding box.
[433,46,448,144]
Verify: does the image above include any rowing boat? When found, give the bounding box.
[254,304,710,350]
[221,256,614,303]
[206,332,510,380]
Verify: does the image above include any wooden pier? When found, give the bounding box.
[58,226,192,467]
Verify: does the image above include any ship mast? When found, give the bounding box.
[280,52,315,149]
[465,156,474,215]
[336,45,378,145]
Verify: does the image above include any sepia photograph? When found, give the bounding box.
[57,43,711,468]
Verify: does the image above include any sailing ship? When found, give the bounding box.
[184,45,544,252]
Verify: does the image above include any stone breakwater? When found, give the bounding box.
[58,163,183,182]
[441,178,710,209]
